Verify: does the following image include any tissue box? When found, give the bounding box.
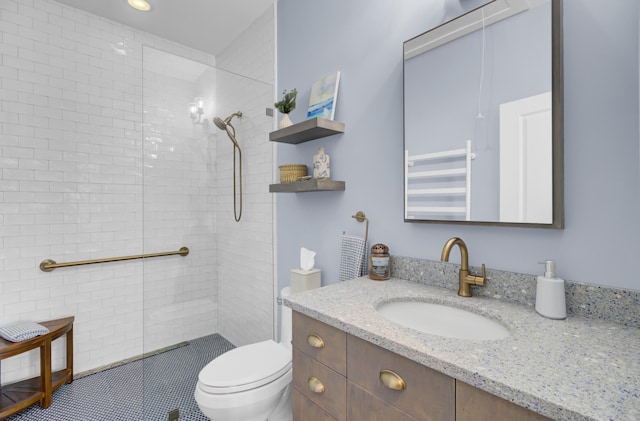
[290,268,321,293]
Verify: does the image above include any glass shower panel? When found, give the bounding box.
[141,46,273,420]
[141,47,216,354]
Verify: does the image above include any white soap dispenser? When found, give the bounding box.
[535,260,566,319]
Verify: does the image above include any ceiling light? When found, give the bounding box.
[128,0,151,11]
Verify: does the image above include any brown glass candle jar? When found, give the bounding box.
[369,243,390,280]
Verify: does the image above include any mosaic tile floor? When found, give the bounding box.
[5,333,235,421]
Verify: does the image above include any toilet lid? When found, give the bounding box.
[198,340,291,394]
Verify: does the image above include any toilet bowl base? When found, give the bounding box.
[266,384,292,421]
[194,368,292,421]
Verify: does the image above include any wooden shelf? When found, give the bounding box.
[269,118,346,193]
[269,179,345,193]
[269,117,345,144]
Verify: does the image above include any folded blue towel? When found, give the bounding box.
[0,321,49,342]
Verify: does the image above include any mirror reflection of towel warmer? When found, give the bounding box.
[405,140,475,221]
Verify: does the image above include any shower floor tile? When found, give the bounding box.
[4,333,234,421]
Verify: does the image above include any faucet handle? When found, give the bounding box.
[466,264,486,287]
[478,263,487,285]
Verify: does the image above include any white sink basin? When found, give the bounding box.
[376,301,510,340]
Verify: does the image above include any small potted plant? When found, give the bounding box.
[275,88,297,129]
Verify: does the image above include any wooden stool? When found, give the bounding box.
[0,316,74,418]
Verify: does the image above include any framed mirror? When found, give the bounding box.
[403,0,563,228]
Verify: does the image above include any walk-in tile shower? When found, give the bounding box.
[0,1,275,418]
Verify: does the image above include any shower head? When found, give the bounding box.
[213,116,227,131]
[213,111,242,148]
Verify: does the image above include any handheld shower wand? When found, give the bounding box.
[213,111,243,222]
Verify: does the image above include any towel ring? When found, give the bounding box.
[351,211,369,244]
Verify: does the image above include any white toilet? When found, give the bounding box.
[194,288,293,421]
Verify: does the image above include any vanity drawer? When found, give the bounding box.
[292,311,346,375]
[347,382,418,421]
[347,335,455,421]
[293,349,347,421]
[293,388,338,421]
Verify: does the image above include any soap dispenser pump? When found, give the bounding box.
[535,260,566,320]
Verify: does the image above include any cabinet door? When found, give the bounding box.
[456,381,552,421]
[347,335,455,421]
[293,389,337,421]
[347,382,417,421]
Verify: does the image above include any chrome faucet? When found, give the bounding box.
[441,237,486,297]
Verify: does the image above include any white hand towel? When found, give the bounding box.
[339,234,367,282]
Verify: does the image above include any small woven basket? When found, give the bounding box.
[279,164,307,183]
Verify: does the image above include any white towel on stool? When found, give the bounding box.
[339,234,367,282]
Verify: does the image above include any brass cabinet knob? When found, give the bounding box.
[379,369,407,391]
[308,376,325,394]
[307,333,325,348]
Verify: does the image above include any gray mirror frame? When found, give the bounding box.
[403,0,564,229]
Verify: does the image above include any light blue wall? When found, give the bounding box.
[276,0,640,290]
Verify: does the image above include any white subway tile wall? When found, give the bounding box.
[0,0,275,384]
[215,7,275,347]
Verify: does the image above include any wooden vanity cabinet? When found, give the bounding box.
[292,311,452,421]
[292,311,551,421]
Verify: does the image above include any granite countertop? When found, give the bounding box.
[283,277,640,421]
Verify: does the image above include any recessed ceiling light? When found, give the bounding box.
[128,0,151,11]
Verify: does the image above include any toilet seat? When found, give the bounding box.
[198,340,291,394]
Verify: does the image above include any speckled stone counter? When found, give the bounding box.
[283,277,640,421]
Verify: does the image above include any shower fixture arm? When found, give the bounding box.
[225,126,238,144]
[224,112,242,125]
[213,111,244,222]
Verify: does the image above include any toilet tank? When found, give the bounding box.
[279,287,292,350]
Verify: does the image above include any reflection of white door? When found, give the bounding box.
[499,92,552,223]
